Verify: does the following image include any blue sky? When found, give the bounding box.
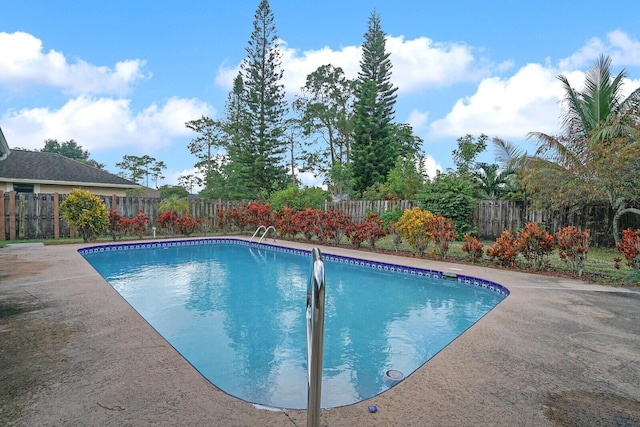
[2,0,640,189]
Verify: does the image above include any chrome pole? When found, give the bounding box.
[306,248,325,427]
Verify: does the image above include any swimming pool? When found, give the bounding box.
[79,238,509,409]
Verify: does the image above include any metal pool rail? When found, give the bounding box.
[306,248,326,427]
[249,225,277,244]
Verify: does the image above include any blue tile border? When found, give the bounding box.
[79,238,510,298]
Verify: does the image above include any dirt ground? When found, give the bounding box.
[1,240,639,426]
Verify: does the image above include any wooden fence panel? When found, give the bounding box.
[474,200,640,246]
[324,199,418,222]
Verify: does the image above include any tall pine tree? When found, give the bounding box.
[233,0,289,200]
[351,11,398,195]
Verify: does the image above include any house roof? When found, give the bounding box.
[0,149,139,188]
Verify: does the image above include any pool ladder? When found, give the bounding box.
[249,225,277,244]
[306,248,325,427]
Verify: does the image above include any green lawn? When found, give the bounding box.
[369,235,635,286]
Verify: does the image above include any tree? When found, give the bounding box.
[293,64,355,184]
[185,116,226,175]
[116,154,146,183]
[150,160,166,189]
[232,0,289,200]
[389,123,423,160]
[200,73,250,200]
[526,54,640,243]
[351,11,399,195]
[178,174,200,194]
[385,155,426,200]
[41,139,105,169]
[491,137,527,201]
[283,117,304,185]
[452,134,488,174]
[116,154,164,187]
[472,162,511,200]
[158,184,189,199]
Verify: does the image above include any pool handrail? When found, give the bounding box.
[249,225,277,244]
[306,247,325,427]
[258,225,277,244]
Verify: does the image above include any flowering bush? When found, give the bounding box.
[461,234,484,263]
[617,228,640,269]
[226,205,250,232]
[323,208,352,245]
[517,222,555,270]
[177,212,205,236]
[127,210,150,239]
[555,226,590,276]
[107,208,127,241]
[428,213,457,259]
[345,221,367,248]
[244,201,275,229]
[387,220,403,252]
[397,207,434,257]
[362,212,386,248]
[487,229,519,267]
[275,206,298,239]
[59,188,108,242]
[292,208,323,241]
[157,210,180,236]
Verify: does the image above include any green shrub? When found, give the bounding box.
[381,206,404,231]
[269,185,331,212]
[159,195,189,215]
[418,172,476,236]
[60,189,109,242]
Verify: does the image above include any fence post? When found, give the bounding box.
[53,192,60,239]
[0,192,5,241]
[9,191,16,241]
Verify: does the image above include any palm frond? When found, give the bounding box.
[492,137,525,170]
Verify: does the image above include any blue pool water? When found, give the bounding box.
[80,239,508,409]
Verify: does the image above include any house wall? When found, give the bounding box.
[1,182,131,196]
[39,184,130,197]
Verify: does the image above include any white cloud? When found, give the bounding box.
[429,63,563,139]
[297,170,326,189]
[421,155,443,180]
[215,35,492,97]
[0,31,150,95]
[2,96,215,153]
[407,109,429,133]
[559,30,640,70]
[279,41,361,94]
[386,36,491,93]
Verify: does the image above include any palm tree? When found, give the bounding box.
[526,54,640,243]
[472,163,509,200]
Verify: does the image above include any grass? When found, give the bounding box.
[366,235,636,286]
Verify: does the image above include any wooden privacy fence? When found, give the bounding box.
[324,199,418,222]
[2,192,638,246]
[474,200,640,247]
[0,192,245,241]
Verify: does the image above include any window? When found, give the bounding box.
[13,183,34,193]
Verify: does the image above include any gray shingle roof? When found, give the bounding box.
[0,149,138,187]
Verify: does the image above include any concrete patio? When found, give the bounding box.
[1,238,639,426]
